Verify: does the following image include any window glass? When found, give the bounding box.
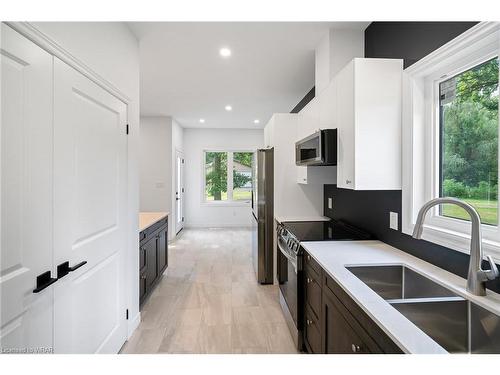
[439,57,499,225]
[205,152,228,201]
[233,152,253,201]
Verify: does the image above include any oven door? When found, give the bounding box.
[277,235,303,336]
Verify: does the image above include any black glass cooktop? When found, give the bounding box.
[282,220,372,241]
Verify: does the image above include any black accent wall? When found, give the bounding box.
[291,86,315,113]
[365,22,478,68]
[323,21,500,294]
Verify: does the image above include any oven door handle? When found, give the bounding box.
[277,237,298,274]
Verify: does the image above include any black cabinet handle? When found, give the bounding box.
[33,271,57,293]
[57,261,87,279]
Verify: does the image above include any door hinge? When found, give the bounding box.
[182,159,185,163]
[126,124,129,135]
[182,188,184,193]
[126,309,129,320]
[182,217,185,222]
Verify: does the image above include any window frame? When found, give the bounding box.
[201,149,255,206]
[402,22,500,262]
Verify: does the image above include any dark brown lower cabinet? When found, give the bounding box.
[304,305,322,353]
[145,237,158,289]
[323,285,381,353]
[302,250,403,354]
[157,225,168,273]
[139,217,168,307]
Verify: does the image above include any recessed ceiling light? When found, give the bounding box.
[199,118,205,123]
[219,47,231,58]
[253,119,260,124]
[225,105,232,111]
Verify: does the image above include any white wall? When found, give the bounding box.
[31,22,141,338]
[265,114,324,218]
[140,117,172,212]
[315,28,364,94]
[184,128,263,228]
[139,116,184,240]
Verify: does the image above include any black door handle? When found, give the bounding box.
[57,261,87,279]
[33,271,57,293]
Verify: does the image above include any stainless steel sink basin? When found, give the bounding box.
[347,265,458,300]
[347,264,500,353]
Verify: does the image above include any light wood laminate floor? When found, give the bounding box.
[121,228,298,354]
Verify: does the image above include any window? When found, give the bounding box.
[232,152,253,201]
[402,22,500,260]
[204,151,254,203]
[439,57,499,226]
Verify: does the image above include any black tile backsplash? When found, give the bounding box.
[324,185,500,293]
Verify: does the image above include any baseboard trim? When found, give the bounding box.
[127,312,141,339]
[185,223,252,229]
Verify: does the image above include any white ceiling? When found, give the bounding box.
[128,22,369,129]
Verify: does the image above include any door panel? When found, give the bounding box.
[145,238,158,289]
[175,151,184,234]
[158,226,168,273]
[324,294,369,354]
[53,58,127,353]
[1,24,54,352]
[336,61,355,189]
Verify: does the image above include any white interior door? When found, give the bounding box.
[1,24,54,353]
[175,151,185,234]
[52,58,128,353]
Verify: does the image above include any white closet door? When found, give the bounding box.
[52,58,128,353]
[0,24,54,352]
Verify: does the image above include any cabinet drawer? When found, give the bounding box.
[304,251,321,276]
[305,268,321,319]
[304,305,322,354]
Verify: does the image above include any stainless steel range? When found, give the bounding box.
[276,220,372,351]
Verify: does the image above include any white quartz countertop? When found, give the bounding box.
[300,240,500,354]
[275,215,330,223]
[139,212,169,232]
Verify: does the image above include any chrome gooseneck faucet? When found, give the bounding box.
[412,197,499,296]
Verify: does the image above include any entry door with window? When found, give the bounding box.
[175,151,185,234]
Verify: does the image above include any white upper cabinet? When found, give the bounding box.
[318,77,337,129]
[335,58,403,190]
[296,93,337,185]
[297,97,319,140]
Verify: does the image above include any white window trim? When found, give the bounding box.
[201,149,254,206]
[402,21,500,262]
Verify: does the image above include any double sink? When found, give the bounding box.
[347,265,500,353]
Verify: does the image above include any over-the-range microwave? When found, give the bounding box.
[295,129,337,166]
